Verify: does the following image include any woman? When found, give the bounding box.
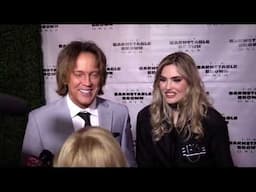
[136,52,234,167]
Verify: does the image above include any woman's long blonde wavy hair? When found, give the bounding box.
[150,52,211,142]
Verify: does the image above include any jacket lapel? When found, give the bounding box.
[97,97,113,132]
[55,97,74,135]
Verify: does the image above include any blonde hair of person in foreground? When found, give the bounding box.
[53,127,127,167]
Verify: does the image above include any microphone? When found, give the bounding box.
[23,150,54,167]
[0,93,30,115]
[39,150,54,167]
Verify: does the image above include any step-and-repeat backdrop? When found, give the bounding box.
[41,24,256,167]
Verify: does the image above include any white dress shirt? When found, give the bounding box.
[66,94,99,131]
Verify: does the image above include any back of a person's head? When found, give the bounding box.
[54,127,127,167]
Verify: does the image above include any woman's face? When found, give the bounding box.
[159,64,189,104]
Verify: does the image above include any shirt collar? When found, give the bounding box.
[66,94,98,118]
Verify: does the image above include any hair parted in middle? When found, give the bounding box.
[56,41,107,96]
[150,51,212,142]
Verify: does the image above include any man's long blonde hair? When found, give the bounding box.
[150,52,211,142]
[54,127,127,167]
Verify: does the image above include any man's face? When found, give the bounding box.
[68,52,101,108]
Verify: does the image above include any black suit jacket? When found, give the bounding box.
[136,105,234,167]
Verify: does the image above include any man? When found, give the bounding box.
[22,41,136,167]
